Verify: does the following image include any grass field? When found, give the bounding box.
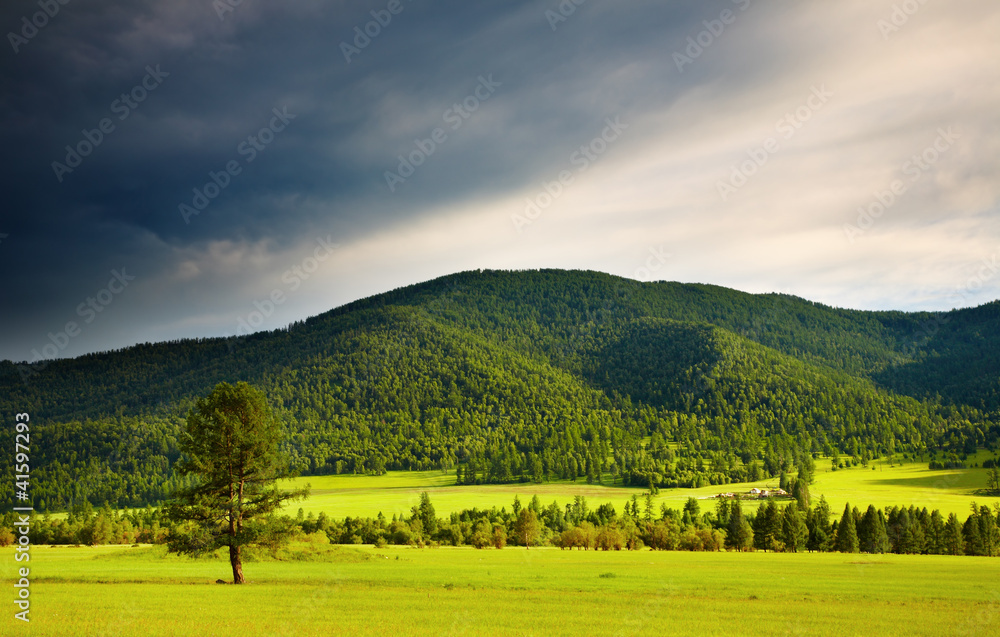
[5,543,1000,636]
[281,455,1000,521]
[12,455,999,635]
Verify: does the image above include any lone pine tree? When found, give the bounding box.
[166,382,308,584]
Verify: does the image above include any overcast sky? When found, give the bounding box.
[1,0,998,362]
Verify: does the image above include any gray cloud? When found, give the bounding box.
[1,0,998,361]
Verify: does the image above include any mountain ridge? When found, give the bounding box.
[1,269,997,510]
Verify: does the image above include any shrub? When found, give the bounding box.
[595,526,625,551]
[491,525,506,549]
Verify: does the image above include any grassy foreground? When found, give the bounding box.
[281,456,1000,520]
[5,544,1000,636]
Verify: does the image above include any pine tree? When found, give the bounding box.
[859,505,888,554]
[797,460,814,485]
[715,498,732,530]
[781,504,808,552]
[752,500,782,551]
[943,513,964,555]
[683,497,700,521]
[417,492,437,535]
[792,479,810,510]
[166,382,308,584]
[963,511,983,556]
[752,502,769,551]
[873,508,890,554]
[806,519,830,553]
[764,500,783,551]
[807,496,833,553]
[835,502,859,553]
[725,497,753,552]
[977,505,999,556]
[857,505,873,553]
[927,510,945,554]
[529,494,543,516]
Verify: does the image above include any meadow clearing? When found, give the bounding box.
[5,543,999,636]
[8,456,998,635]
[281,454,1000,521]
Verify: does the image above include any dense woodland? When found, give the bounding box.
[3,490,999,559]
[1,269,999,509]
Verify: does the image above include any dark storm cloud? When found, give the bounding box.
[0,0,722,360]
[3,0,714,241]
[5,0,996,361]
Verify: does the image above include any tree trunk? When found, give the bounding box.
[230,544,245,584]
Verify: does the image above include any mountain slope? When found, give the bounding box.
[1,269,998,509]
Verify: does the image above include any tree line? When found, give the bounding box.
[4,493,998,558]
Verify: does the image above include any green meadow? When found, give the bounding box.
[282,455,1000,521]
[6,543,1000,636]
[9,457,1000,635]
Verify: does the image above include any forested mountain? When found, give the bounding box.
[2,269,999,510]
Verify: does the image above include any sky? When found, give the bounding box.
[1,0,999,363]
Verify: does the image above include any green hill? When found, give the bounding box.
[1,269,998,509]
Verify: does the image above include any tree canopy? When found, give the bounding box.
[165,382,308,584]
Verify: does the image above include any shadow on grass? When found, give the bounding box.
[869,472,983,490]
